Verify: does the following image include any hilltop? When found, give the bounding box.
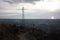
[0,24,48,40]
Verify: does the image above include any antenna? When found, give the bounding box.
[17,0,35,26]
[22,7,25,26]
[21,0,25,26]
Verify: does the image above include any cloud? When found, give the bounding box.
[24,10,60,19]
[3,0,40,4]
[0,0,60,19]
[53,10,60,19]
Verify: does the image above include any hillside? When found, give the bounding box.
[0,24,48,40]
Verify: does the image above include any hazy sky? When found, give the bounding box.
[0,0,60,19]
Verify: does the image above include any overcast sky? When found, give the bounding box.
[0,0,60,19]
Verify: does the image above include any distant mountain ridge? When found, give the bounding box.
[0,19,60,32]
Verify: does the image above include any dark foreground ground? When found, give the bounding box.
[0,24,60,40]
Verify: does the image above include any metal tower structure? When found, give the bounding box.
[22,7,25,26]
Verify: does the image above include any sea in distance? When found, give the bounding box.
[0,19,60,33]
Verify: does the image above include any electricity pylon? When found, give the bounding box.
[22,7,25,26]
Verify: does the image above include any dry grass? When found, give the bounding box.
[0,24,48,40]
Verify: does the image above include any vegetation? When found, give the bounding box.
[0,24,60,40]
